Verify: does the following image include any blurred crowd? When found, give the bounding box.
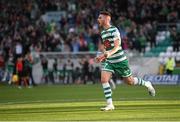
[40,56,101,84]
[1,0,179,57]
[0,0,179,85]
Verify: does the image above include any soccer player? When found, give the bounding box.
[95,11,155,111]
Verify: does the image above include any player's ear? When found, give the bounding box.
[107,16,111,22]
[108,15,111,20]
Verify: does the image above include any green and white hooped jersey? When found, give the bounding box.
[101,26,127,63]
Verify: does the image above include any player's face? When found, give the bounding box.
[97,14,105,27]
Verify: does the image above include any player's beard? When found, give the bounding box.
[98,25,104,32]
[98,21,104,30]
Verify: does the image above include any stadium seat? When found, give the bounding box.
[172,52,177,58]
[177,52,180,57]
[176,52,180,61]
[159,52,165,58]
[165,31,170,37]
[166,46,173,52]
[158,57,164,64]
[145,46,151,52]
[176,57,180,61]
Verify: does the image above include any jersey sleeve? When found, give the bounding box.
[112,28,121,41]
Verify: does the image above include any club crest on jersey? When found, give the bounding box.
[104,40,111,48]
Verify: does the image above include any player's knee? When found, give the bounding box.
[126,80,134,85]
[100,79,108,83]
[101,76,111,83]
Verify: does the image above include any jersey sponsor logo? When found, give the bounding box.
[104,40,111,49]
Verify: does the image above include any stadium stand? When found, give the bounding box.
[0,0,179,84]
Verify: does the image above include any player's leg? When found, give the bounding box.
[100,70,115,111]
[114,60,155,96]
[109,74,116,90]
[123,76,155,96]
[100,62,115,111]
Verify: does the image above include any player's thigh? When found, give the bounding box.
[101,61,114,73]
[101,70,112,83]
[114,60,132,78]
[101,61,114,83]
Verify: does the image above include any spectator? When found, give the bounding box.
[80,58,90,84]
[93,67,101,83]
[27,51,36,86]
[165,56,176,75]
[48,58,55,84]
[22,55,30,87]
[16,57,23,88]
[2,54,14,84]
[138,31,147,53]
[72,67,82,84]
[170,27,179,52]
[64,59,73,84]
[0,53,5,81]
[62,63,67,84]
[53,58,58,82]
[14,42,23,62]
[41,55,48,83]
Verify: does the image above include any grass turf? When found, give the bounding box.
[0,84,180,121]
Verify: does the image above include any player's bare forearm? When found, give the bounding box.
[94,54,106,63]
[105,47,119,57]
[95,42,106,63]
[104,39,120,58]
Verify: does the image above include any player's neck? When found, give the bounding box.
[103,23,111,30]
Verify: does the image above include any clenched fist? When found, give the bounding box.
[94,54,108,63]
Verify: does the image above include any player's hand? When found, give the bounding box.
[94,54,107,63]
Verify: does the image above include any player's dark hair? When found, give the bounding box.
[99,11,111,17]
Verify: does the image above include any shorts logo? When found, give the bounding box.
[102,63,108,69]
[124,69,130,75]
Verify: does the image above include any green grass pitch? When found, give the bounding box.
[0,83,180,121]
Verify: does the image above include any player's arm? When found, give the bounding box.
[95,39,120,63]
[94,41,106,63]
[104,39,120,58]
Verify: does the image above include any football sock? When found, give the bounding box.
[102,82,113,105]
[109,79,116,89]
[134,77,148,87]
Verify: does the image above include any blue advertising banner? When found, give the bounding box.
[143,75,180,85]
